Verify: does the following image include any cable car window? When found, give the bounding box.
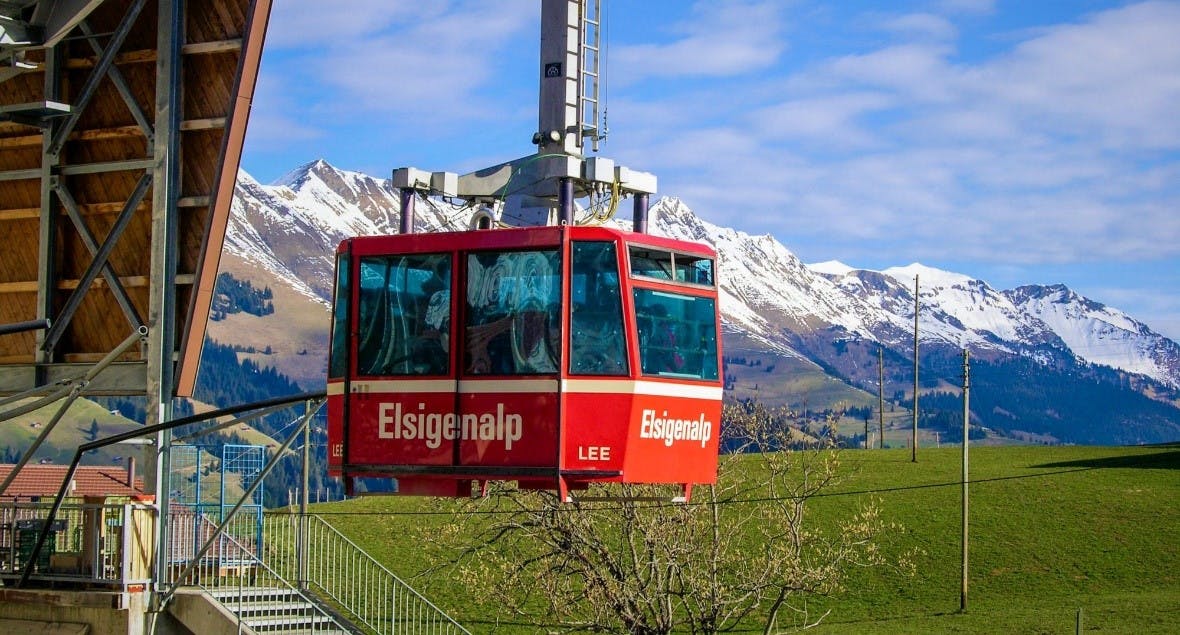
[356,254,451,376]
[675,254,715,286]
[328,253,349,379]
[633,288,718,380]
[465,249,561,375]
[629,247,673,279]
[570,241,628,376]
[629,246,716,287]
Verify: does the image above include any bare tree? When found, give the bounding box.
[420,402,911,633]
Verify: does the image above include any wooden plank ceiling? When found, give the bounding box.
[0,0,270,396]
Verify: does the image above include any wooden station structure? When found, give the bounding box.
[0,0,271,612]
[0,1,269,417]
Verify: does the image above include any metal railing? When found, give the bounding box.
[0,498,154,587]
[161,506,469,634]
[165,507,350,633]
[263,512,471,635]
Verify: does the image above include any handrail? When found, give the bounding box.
[175,510,348,633]
[308,514,468,633]
[16,390,326,587]
[157,398,324,606]
[264,513,471,635]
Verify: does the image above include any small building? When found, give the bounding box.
[0,462,144,502]
[1,461,154,587]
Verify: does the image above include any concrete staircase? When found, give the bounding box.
[210,587,353,634]
[169,586,355,635]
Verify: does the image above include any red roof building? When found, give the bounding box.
[0,462,145,501]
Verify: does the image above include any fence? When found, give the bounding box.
[161,506,469,634]
[0,497,154,587]
[263,512,471,635]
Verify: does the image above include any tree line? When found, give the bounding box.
[210,272,275,321]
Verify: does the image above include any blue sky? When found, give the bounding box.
[241,1,1180,341]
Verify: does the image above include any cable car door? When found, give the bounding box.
[343,252,456,475]
[459,248,563,474]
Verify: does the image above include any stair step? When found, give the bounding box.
[225,600,318,615]
[211,587,302,601]
[244,613,338,629]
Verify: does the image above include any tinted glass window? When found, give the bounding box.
[675,254,715,286]
[629,246,672,279]
[328,254,349,379]
[465,250,561,375]
[633,288,718,380]
[630,246,715,287]
[570,242,627,376]
[356,254,451,376]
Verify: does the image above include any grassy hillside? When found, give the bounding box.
[207,252,330,390]
[0,397,145,466]
[308,443,1179,633]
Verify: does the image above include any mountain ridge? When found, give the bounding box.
[214,159,1180,444]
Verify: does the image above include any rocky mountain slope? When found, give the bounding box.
[211,159,1180,444]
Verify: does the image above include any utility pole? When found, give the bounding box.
[864,416,870,449]
[961,349,970,613]
[878,346,885,449]
[912,274,919,462]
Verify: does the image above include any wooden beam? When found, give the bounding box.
[58,276,150,290]
[0,133,44,149]
[0,281,37,293]
[183,40,243,55]
[63,39,243,69]
[0,201,152,221]
[63,352,143,363]
[0,276,149,293]
[0,125,146,150]
[0,274,195,294]
[0,208,40,221]
[73,125,148,142]
[177,196,210,208]
[0,200,153,221]
[179,117,226,131]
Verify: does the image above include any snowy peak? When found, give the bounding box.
[1008,284,1179,384]
[883,262,974,289]
[809,260,856,276]
[274,159,332,188]
[225,159,1180,390]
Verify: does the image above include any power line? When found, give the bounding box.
[294,463,1110,517]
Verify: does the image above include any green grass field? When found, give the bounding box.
[310,443,1180,633]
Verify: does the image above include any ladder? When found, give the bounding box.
[578,0,604,151]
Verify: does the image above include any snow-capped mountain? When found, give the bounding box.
[219,159,1180,443]
[805,261,1180,389]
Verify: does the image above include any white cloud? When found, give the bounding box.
[254,1,536,138]
[641,1,1180,272]
[611,0,788,83]
[937,0,996,16]
[263,0,425,48]
[241,69,323,154]
[752,92,894,148]
[979,2,1180,149]
[880,13,958,41]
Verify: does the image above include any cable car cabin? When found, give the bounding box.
[326,225,722,500]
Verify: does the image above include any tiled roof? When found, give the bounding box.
[0,464,145,500]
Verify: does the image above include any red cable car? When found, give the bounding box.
[325,224,722,499]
